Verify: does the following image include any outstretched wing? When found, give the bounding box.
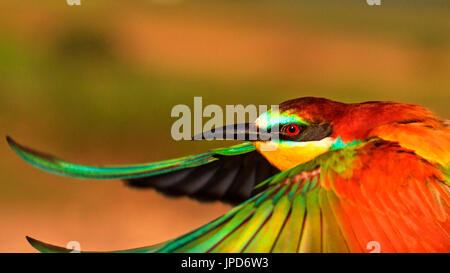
[6,137,278,204]
[27,139,450,253]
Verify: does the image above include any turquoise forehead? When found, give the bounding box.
[256,110,309,129]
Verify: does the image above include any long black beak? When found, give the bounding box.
[192,122,273,141]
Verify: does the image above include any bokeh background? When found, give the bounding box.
[1,0,449,252]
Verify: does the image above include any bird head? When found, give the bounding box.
[251,97,346,170]
[198,97,440,170]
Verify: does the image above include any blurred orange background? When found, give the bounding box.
[0,0,449,252]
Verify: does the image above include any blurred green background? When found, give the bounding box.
[0,0,449,252]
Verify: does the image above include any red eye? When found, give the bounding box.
[285,124,300,136]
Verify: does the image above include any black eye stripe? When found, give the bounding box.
[279,123,333,142]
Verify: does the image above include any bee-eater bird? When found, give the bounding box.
[7,97,450,253]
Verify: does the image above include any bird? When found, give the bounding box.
[7,97,450,253]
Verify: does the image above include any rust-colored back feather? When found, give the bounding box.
[370,119,450,166]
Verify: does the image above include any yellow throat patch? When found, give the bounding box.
[253,137,334,171]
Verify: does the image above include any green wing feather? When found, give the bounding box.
[6,136,255,180]
[26,142,364,253]
[25,139,450,253]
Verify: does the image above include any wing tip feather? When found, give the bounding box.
[6,135,20,153]
[26,236,73,253]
